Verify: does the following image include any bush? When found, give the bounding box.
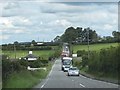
[77,50,87,57]
[73,60,81,69]
[28,60,42,68]
[28,59,49,68]
[88,51,100,72]
[11,61,23,71]
[18,59,28,68]
[2,56,28,82]
[81,55,88,68]
[2,59,12,81]
[87,44,120,78]
[40,59,48,64]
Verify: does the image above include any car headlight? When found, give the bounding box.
[63,66,65,68]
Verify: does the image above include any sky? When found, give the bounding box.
[0,0,118,44]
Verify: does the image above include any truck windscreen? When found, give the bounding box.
[63,60,71,65]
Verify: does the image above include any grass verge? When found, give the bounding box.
[80,67,118,84]
[72,58,118,84]
[3,61,53,88]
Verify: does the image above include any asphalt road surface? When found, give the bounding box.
[34,59,119,88]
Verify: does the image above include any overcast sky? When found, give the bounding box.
[0,1,118,44]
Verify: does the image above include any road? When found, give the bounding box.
[34,59,119,89]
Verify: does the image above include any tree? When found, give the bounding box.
[54,36,61,42]
[112,31,120,42]
[53,26,99,44]
[61,27,83,43]
[14,41,19,45]
[61,27,77,43]
[31,40,36,45]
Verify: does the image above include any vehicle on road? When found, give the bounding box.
[61,43,71,59]
[61,57,72,71]
[67,67,79,76]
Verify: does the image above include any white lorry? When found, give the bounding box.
[61,57,73,72]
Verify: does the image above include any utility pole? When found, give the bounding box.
[87,28,90,59]
[14,43,16,59]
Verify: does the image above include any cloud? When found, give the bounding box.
[48,19,72,27]
[3,19,14,28]
[0,2,118,44]
[3,2,19,9]
[104,24,113,30]
[0,35,10,40]
[14,29,24,33]
[12,16,32,26]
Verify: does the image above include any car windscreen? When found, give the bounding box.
[69,68,78,70]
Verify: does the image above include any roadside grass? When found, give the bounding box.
[73,43,118,53]
[3,61,53,88]
[87,70,118,79]
[78,67,118,84]
[2,50,55,60]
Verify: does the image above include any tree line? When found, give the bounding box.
[2,40,52,51]
[54,27,120,44]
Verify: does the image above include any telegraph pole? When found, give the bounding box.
[87,28,90,59]
[14,43,16,59]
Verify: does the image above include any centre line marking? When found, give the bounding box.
[80,83,85,87]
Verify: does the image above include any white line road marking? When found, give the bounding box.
[40,60,56,88]
[41,85,44,88]
[72,80,74,81]
[80,83,85,87]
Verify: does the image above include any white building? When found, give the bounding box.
[24,51,38,61]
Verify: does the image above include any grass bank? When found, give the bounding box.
[3,61,53,88]
[72,43,119,84]
[80,67,118,84]
[73,58,118,84]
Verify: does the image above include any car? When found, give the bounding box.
[64,65,72,72]
[67,67,79,76]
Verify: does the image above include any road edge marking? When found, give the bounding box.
[41,59,57,88]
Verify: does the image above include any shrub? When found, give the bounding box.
[87,44,120,78]
[73,60,81,69]
[2,59,12,81]
[19,59,28,68]
[81,55,88,68]
[40,59,48,65]
[28,60,42,68]
[77,50,87,57]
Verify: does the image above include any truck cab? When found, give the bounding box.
[61,57,73,71]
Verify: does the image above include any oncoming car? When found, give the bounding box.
[67,67,79,76]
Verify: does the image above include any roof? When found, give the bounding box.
[63,57,72,60]
[24,54,38,58]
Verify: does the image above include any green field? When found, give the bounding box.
[73,43,118,53]
[2,43,119,58]
[2,50,55,59]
